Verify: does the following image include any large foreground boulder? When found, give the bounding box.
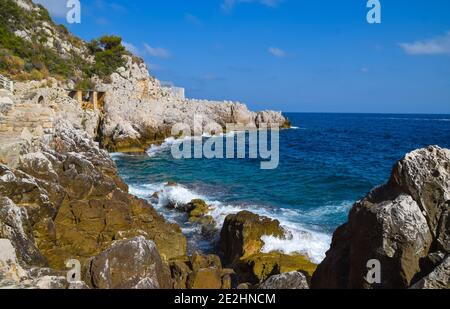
[312,146,450,289]
[0,122,187,270]
[85,237,172,289]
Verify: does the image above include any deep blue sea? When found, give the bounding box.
[112,113,450,263]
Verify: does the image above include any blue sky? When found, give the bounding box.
[34,0,450,113]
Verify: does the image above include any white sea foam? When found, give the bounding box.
[261,225,331,264]
[158,185,203,209]
[128,181,339,263]
[109,152,127,161]
[146,137,181,157]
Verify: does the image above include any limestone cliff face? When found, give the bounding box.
[0,84,187,288]
[0,80,99,167]
[2,0,290,154]
[97,56,290,152]
[311,146,450,289]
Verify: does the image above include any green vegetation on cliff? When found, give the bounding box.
[0,0,132,88]
[87,35,128,78]
[0,0,81,80]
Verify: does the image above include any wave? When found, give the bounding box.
[109,152,128,161]
[296,201,353,218]
[146,138,178,158]
[261,226,331,264]
[146,132,239,158]
[129,182,337,263]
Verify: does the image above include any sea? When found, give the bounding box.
[111,113,450,264]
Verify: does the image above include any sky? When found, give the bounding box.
[33,0,450,114]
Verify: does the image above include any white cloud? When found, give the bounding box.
[144,44,171,59]
[221,0,282,12]
[268,47,286,58]
[399,31,450,55]
[33,0,68,17]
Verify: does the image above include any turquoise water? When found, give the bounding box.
[112,113,450,263]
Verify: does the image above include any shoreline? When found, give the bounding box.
[113,144,333,265]
[1,0,448,290]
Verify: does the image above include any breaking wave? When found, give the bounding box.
[129,182,339,263]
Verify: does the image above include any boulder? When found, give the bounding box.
[219,211,317,285]
[0,197,47,267]
[170,259,192,289]
[410,256,450,289]
[86,236,172,289]
[190,251,222,272]
[312,146,450,289]
[187,199,210,218]
[185,199,217,238]
[187,267,222,289]
[220,211,285,264]
[170,252,233,289]
[259,271,309,289]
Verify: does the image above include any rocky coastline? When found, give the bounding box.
[0,0,448,290]
[0,1,294,288]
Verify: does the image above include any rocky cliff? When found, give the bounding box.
[2,0,448,290]
[95,56,290,152]
[312,146,450,289]
[1,0,291,154]
[0,0,290,289]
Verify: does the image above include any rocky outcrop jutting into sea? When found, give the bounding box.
[311,146,450,289]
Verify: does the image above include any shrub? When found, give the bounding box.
[88,35,127,79]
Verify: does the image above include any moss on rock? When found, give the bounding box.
[238,253,317,284]
[187,199,210,218]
